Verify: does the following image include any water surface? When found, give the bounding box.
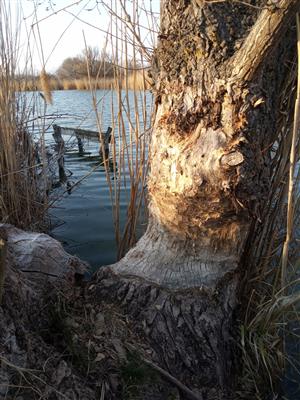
[39,89,152,269]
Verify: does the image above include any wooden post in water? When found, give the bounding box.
[75,131,84,155]
[52,124,112,161]
[99,126,112,159]
[34,142,41,164]
[53,125,67,182]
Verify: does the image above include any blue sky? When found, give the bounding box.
[8,0,160,73]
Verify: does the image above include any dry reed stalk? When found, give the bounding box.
[110,3,146,258]
[62,79,76,90]
[83,0,155,258]
[49,78,63,90]
[83,33,117,232]
[122,71,151,91]
[39,68,53,104]
[74,79,86,90]
[0,1,48,230]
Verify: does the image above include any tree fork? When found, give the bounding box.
[92,0,299,397]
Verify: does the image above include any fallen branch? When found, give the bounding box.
[126,344,203,400]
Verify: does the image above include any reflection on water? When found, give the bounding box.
[38,89,152,270]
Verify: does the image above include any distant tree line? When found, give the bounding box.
[16,46,150,91]
[56,46,115,80]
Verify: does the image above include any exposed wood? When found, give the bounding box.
[220,151,244,167]
[145,0,294,250]
[112,220,243,289]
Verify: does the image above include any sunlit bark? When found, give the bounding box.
[94,1,299,396]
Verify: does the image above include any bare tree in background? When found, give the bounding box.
[56,47,114,79]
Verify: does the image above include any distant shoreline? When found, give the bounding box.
[17,74,151,92]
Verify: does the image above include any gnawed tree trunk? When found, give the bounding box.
[92,1,299,397]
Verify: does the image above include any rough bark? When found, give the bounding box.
[92,267,239,399]
[94,0,298,397]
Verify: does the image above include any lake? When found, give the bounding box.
[35,89,153,270]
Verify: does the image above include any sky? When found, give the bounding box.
[6,0,160,74]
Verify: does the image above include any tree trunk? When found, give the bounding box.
[92,1,299,397]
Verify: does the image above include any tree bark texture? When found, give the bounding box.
[94,0,299,397]
[92,266,238,399]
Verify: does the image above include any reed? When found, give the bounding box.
[61,79,77,90]
[16,73,150,92]
[78,3,155,259]
[89,3,155,259]
[0,2,48,230]
[74,78,88,90]
[122,70,152,91]
[39,69,53,104]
